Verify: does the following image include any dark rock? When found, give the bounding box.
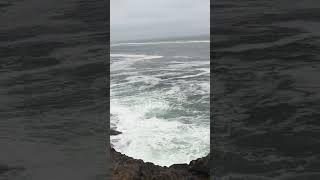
[189,155,210,175]
[111,148,209,180]
[169,163,189,170]
[110,129,122,136]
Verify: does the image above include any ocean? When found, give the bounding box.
[212,0,320,179]
[110,37,210,166]
[0,0,108,179]
[2,0,320,179]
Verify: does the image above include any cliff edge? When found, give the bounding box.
[111,148,209,180]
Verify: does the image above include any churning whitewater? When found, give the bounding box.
[110,38,209,166]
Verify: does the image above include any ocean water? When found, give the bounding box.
[110,37,210,166]
[212,0,320,179]
[0,0,108,179]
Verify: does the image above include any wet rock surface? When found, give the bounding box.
[110,129,122,136]
[111,148,209,180]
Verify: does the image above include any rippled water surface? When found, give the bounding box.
[0,0,108,179]
[212,0,320,179]
[111,38,210,166]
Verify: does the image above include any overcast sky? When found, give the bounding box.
[111,0,209,42]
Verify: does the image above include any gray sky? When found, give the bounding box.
[111,0,210,42]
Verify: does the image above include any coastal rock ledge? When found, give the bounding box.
[111,148,209,180]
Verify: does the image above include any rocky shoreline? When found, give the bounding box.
[111,148,209,180]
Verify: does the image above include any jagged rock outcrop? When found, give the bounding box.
[110,129,122,136]
[111,148,209,180]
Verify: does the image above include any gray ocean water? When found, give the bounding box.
[212,0,320,179]
[110,37,210,166]
[0,0,108,179]
[2,0,320,179]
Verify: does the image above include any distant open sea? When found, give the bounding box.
[110,36,210,166]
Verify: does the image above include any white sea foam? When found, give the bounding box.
[199,82,210,93]
[172,55,192,59]
[176,72,209,79]
[111,54,163,60]
[110,44,210,166]
[111,54,163,70]
[125,76,161,90]
[110,90,209,166]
